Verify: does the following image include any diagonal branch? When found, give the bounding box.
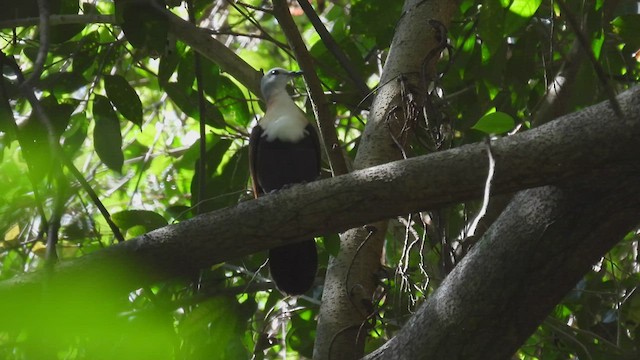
[0,85,638,301]
[272,0,349,176]
[296,0,370,98]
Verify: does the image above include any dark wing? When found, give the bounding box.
[248,125,264,198]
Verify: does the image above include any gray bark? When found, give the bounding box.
[364,176,640,360]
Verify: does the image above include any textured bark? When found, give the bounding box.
[311,0,462,358]
[364,175,640,360]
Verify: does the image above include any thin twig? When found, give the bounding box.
[0,14,114,29]
[188,0,209,215]
[296,0,369,98]
[467,138,495,237]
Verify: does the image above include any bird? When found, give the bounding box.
[249,68,321,295]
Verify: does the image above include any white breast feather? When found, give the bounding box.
[261,92,309,142]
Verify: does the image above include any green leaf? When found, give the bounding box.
[116,1,168,54]
[472,111,515,134]
[504,0,542,34]
[111,210,168,233]
[611,15,640,50]
[507,0,541,17]
[72,31,100,74]
[351,0,402,49]
[92,95,124,172]
[17,96,74,182]
[178,297,251,360]
[478,1,504,55]
[177,51,196,89]
[62,113,88,158]
[104,74,143,127]
[211,77,250,127]
[39,72,87,96]
[321,234,341,257]
[158,42,184,86]
[47,0,84,43]
[49,24,85,44]
[190,139,234,212]
[18,114,51,183]
[165,82,226,128]
[166,205,193,221]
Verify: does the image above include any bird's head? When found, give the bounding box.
[260,68,303,102]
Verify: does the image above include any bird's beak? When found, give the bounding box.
[290,70,304,77]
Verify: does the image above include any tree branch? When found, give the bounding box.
[314,0,460,357]
[271,0,349,176]
[0,85,638,308]
[364,175,640,359]
[155,4,263,96]
[0,14,114,29]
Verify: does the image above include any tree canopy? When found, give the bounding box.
[0,0,639,359]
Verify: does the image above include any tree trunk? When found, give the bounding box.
[313,0,460,358]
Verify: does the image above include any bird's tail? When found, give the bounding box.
[268,239,317,295]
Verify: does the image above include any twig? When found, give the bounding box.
[296,0,369,98]
[187,0,209,215]
[0,14,114,29]
[20,0,50,89]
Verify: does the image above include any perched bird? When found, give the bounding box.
[249,68,320,295]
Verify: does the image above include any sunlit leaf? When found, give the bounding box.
[472,111,515,134]
[504,0,542,34]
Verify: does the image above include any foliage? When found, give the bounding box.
[0,0,639,359]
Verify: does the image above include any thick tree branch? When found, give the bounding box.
[364,175,640,359]
[0,86,638,309]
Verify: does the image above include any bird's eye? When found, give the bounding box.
[270,69,279,75]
